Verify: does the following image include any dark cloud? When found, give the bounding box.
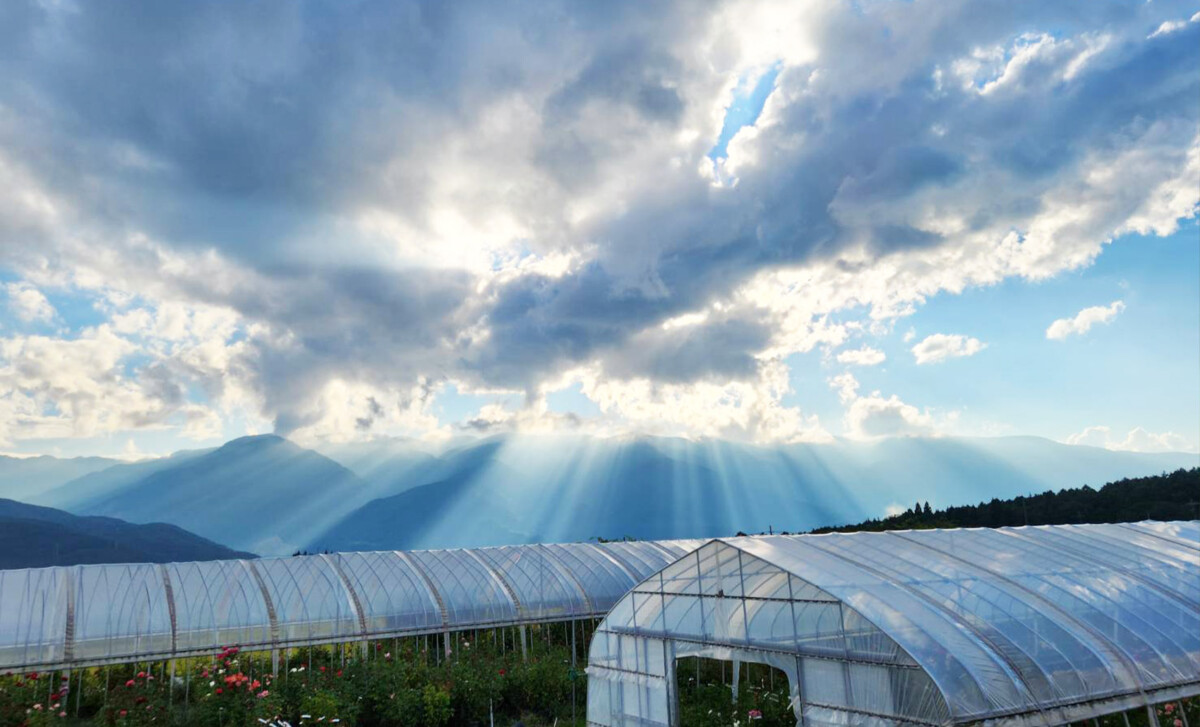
[0,0,1195,436]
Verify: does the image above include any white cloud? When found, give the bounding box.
[0,1,1196,448]
[836,346,886,366]
[1046,300,1125,340]
[828,372,937,439]
[911,334,986,365]
[845,392,936,438]
[1149,20,1188,38]
[3,282,56,324]
[1066,425,1195,453]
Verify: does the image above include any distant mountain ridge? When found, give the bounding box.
[18,432,1196,558]
[0,454,119,502]
[308,434,1199,551]
[0,498,254,569]
[68,435,368,556]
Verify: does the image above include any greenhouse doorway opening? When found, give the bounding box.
[676,653,797,727]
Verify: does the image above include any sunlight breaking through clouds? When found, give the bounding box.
[0,0,1196,454]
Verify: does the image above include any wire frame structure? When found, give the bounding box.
[587,521,1200,727]
[0,539,707,671]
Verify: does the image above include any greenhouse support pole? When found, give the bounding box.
[1178,702,1190,727]
[75,668,82,717]
[731,657,741,704]
[520,624,528,662]
[1148,705,1162,727]
[169,660,175,708]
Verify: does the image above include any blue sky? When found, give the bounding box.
[0,0,1197,459]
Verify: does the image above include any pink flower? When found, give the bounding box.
[1166,705,1175,714]
[137,671,146,678]
[119,709,127,717]
[257,690,270,699]
[1174,720,1183,727]
[59,712,67,718]
[125,679,136,688]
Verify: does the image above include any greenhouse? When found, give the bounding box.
[0,538,706,672]
[587,521,1200,727]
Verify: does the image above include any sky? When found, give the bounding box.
[0,0,1197,459]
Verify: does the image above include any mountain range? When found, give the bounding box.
[10,433,1197,557]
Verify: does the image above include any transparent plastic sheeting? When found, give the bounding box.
[0,539,707,671]
[587,522,1200,727]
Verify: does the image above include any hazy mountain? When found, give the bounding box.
[0,454,119,502]
[33,447,214,510]
[309,434,1199,551]
[71,435,370,556]
[312,437,443,499]
[0,498,254,569]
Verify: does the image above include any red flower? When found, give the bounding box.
[319,666,326,672]
[498,669,506,676]
[251,679,261,689]
[137,671,146,678]
[125,679,136,688]
[29,672,39,680]
[335,670,342,677]
[119,709,127,717]
[215,687,223,694]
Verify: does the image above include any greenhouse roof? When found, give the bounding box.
[588,521,1200,727]
[0,538,707,671]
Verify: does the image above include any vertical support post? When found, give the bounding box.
[1178,702,1190,727]
[519,625,528,662]
[1149,705,1162,727]
[731,657,741,704]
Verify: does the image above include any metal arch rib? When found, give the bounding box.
[890,531,1153,717]
[462,548,525,619]
[799,536,1050,725]
[320,554,369,639]
[242,560,280,649]
[159,565,178,656]
[393,550,449,630]
[585,542,641,583]
[536,543,594,614]
[1115,522,1200,552]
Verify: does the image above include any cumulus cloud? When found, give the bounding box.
[3,282,55,323]
[1046,300,1125,340]
[836,346,886,366]
[0,0,1196,445]
[911,334,987,365]
[828,372,936,439]
[1066,425,1195,453]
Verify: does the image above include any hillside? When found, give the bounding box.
[0,499,254,569]
[807,467,1200,534]
[73,435,368,556]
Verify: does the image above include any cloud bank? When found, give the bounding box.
[0,0,1196,448]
